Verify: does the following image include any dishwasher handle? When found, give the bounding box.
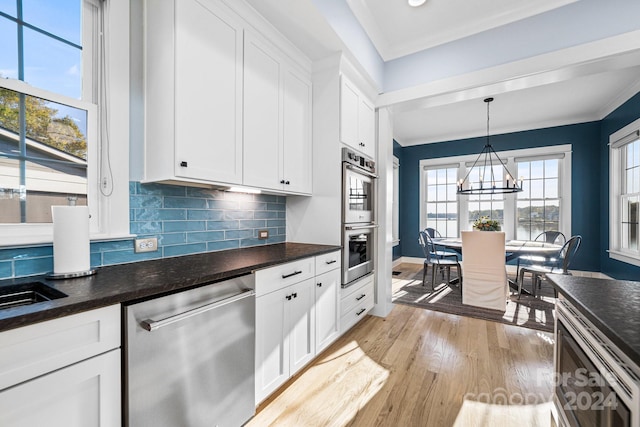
[140,288,255,332]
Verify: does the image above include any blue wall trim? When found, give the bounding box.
[0,182,286,279]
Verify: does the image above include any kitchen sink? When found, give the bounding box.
[0,282,68,310]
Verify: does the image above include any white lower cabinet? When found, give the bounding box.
[255,250,341,404]
[0,305,121,427]
[0,349,121,427]
[314,252,341,354]
[340,274,374,334]
[255,276,315,404]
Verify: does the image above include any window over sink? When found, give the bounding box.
[0,0,130,246]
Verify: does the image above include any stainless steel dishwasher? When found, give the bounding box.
[124,274,255,427]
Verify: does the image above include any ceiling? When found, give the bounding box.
[245,0,640,147]
[345,0,578,61]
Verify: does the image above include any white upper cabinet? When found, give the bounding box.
[243,32,312,195]
[145,0,244,186]
[144,0,312,194]
[340,75,376,159]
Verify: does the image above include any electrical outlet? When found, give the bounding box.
[258,230,269,239]
[135,237,158,253]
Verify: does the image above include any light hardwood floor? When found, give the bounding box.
[247,264,556,427]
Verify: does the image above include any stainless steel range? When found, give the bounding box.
[342,147,377,287]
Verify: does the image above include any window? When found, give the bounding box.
[420,145,571,240]
[610,119,640,266]
[392,156,400,245]
[0,0,130,245]
[424,165,458,237]
[0,0,96,224]
[465,163,504,230]
[515,157,561,240]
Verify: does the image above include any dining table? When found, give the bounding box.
[433,237,563,291]
[435,238,563,262]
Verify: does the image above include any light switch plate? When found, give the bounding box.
[258,230,269,239]
[135,237,158,253]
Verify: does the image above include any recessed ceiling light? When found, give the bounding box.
[408,0,427,7]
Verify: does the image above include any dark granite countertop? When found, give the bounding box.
[0,242,341,332]
[546,274,640,365]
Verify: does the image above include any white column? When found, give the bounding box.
[371,107,394,317]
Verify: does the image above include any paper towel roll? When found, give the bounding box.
[52,206,91,274]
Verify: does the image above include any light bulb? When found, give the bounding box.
[408,0,427,7]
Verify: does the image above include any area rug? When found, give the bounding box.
[392,268,555,332]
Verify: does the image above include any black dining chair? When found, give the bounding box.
[517,235,581,298]
[418,231,462,291]
[424,227,459,259]
[424,227,442,238]
[516,231,566,279]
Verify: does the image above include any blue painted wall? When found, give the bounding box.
[0,181,286,279]
[398,122,602,272]
[599,92,640,280]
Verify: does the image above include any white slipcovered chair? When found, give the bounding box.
[461,231,509,312]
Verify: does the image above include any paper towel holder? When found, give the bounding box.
[47,269,97,280]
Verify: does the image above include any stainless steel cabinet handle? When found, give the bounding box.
[345,224,378,231]
[282,270,302,279]
[356,294,366,301]
[140,288,255,331]
[325,260,337,265]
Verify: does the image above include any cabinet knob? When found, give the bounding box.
[285,180,290,185]
[286,295,292,301]
[317,282,322,287]
[292,292,297,299]
[280,179,285,184]
[180,161,188,167]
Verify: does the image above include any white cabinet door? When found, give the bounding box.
[0,349,121,427]
[315,268,341,353]
[255,286,289,403]
[244,32,312,195]
[340,75,376,159]
[288,278,316,375]
[174,0,244,184]
[243,32,282,191]
[340,77,360,150]
[145,0,244,186]
[282,68,312,194]
[358,97,376,159]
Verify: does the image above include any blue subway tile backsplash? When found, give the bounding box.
[0,181,287,279]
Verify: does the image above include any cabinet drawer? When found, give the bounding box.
[0,304,121,391]
[0,349,121,427]
[340,293,373,333]
[341,275,374,316]
[315,251,341,276]
[255,257,315,297]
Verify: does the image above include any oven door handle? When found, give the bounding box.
[345,163,378,179]
[345,224,378,231]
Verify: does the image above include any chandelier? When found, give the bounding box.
[457,97,523,195]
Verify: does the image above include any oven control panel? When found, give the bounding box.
[342,147,375,174]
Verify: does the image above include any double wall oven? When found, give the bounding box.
[342,147,377,287]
